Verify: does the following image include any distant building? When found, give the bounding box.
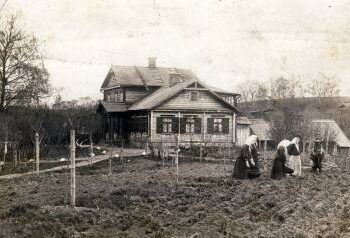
[249,118,274,150]
[236,117,252,147]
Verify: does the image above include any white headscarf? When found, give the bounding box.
[277,139,291,159]
[277,137,300,159]
[244,135,258,151]
[291,137,300,152]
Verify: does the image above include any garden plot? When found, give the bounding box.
[0,156,350,238]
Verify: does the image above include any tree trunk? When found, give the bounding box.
[0,78,6,112]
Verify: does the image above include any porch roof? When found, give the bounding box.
[97,101,127,113]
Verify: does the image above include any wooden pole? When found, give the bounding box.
[109,143,113,176]
[35,133,40,176]
[109,156,112,175]
[14,147,17,167]
[175,134,179,183]
[70,130,76,207]
[223,144,226,181]
[3,140,7,164]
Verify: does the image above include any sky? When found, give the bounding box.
[2,0,350,101]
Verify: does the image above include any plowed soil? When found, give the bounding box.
[0,155,349,238]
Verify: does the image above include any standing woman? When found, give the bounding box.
[233,135,261,179]
[289,137,302,176]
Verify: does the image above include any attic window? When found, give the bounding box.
[189,91,199,101]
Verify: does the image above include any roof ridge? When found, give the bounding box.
[111,65,192,71]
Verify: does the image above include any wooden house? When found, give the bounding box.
[97,58,240,148]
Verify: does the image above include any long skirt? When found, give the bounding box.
[233,157,249,179]
[289,155,302,176]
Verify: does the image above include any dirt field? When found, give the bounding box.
[0,155,349,238]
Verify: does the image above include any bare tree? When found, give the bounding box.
[306,74,340,99]
[0,15,50,111]
[246,80,259,102]
[321,74,340,97]
[255,82,268,101]
[237,81,250,102]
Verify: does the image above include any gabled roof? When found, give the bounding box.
[101,66,198,90]
[128,80,195,111]
[311,119,350,148]
[128,79,239,112]
[249,118,272,141]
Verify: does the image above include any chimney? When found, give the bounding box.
[148,57,157,68]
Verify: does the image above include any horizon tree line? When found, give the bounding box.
[237,75,340,103]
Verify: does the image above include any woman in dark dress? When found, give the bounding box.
[233,135,261,179]
[271,146,294,179]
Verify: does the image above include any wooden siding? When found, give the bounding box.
[125,87,156,104]
[156,90,232,111]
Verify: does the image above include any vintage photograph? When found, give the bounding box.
[0,0,350,237]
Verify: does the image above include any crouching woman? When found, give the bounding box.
[271,146,294,179]
[233,135,261,179]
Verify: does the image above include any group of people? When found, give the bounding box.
[232,135,326,180]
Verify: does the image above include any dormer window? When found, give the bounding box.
[104,88,124,103]
[189,91,199,101]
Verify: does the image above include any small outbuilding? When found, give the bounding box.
[310,119,350,155]
[249,118,274,151]
[236,117,252,146]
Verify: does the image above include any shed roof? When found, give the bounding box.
[249,119,272,141]
[311,119,350,148]
[97,101,127,113]
[237,117,252,125]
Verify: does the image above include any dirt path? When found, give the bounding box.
[0,148,146,180]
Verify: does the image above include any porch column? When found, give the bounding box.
[232,113,236,143]
[149,110,153,143]
[203,112,207,143]
[110,115,114,142]
[106,113,111,141]
[178,112,181,143]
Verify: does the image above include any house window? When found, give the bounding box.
[185,117,195,133]
[208,117,229,134]
[105,89,124,102]
[213,118,223,133]
[115,89,124,102]
[162,118,173,133]
[189,91,199,101]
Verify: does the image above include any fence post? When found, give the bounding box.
[70,130,76,207]
[109,144,113,176]
[35,133,40,176]
[3,140,7,165]
[175,134,179,183]
[14,147,17,167]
